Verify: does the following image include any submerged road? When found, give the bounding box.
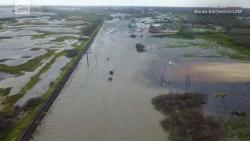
[31,19,167,141]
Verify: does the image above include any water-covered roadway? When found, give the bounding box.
[31,16,250,140]
[31,19,168,141]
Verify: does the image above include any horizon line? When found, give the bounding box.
[0,4,247,8]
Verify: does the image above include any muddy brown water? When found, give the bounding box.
[31,20,168,141]
[31,19,250,141]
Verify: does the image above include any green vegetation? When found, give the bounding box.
[0,36,12,40]
[0,88,12,97]
[225,117,250,141]
[0,59,13,63]
[0,22,3,30]
[130,12,157,18]
[30,48,42,51]
[3,107,38,141]
[0,50,54,75]
[3,43,82,141]
[51,36,78,42]
[23,97,42,111]
[0,6,105,140]
[217,49,248,60]
[64,49,79,58]
[21,56,31,59]
[162,31,195,39]
[0,111,14,140]
[198,33,250,60]
[183,53,197,57]
[152,93,224,141]
[152,92,250,141]
[81,22,101,36]
[31,32,54,39]
[1,14,103,141]
[158,13,250,61]
[1,51,65,140]
[166,31,250,60]
[15,22,49,26]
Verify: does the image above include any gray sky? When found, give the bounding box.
[1,0,250,8]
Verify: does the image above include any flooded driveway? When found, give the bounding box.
[31,20,168,141]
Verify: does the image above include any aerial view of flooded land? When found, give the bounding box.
[0,6,250,141]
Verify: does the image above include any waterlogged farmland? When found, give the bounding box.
[0,11,83,98]
[1,6,250,141]
[0,6,105,140]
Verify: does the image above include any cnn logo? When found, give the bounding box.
[15,0,30,15]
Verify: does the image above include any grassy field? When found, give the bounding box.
[51,36,78,42]
[165,31,250,61]
[0,87,12,97]
[0,21,3,30]
[31,32,54,39]
[30,48,42,51]
[225,117,250,141]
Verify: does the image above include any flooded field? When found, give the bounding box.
[0,7,84,99]
[15,56,70,107]
[31,17,250,141]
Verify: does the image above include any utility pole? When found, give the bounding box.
[247,81,250,94]
[161,68,166,86]
[185,69,191,92]
[86,51,89,66]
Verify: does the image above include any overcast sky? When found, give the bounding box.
[0,0,250,8]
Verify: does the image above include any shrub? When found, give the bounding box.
[130,34,136,38]
[135,43,145,52]
[64,49,79,58]
[23,97,42,111]
[0,112,13,133]
[0,87,12,97]
[152,93,224,141]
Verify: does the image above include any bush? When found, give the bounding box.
[0,112,13,133]
[64,49,79,58]
[152,93,224,141]
[130,34,136,38]
[0,87,12,97]
[23,97,42,111]
[135,43,145,52]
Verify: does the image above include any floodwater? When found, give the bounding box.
[32,18,250,140]
[32,20,168,141]
[0,10,84,98]
[15,56,70,107]
[0,12,84,66]
[0,56,53,97]
[0,72,13,81]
